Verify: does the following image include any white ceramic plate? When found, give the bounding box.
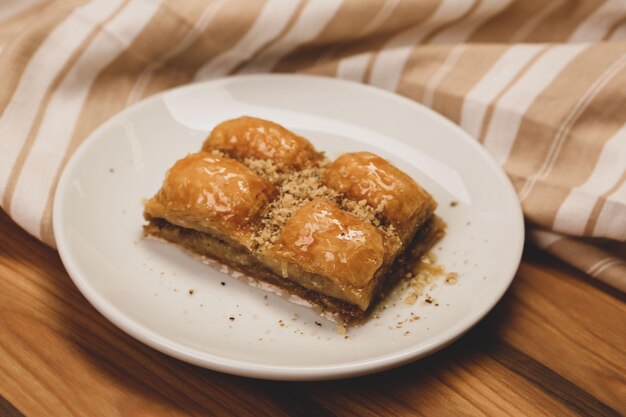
[54,74,524,381]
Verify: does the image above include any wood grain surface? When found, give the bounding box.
[1,208,624,417]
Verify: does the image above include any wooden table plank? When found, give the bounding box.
[495,260,626,413]
[0,209,624,417]
[0,395,23,417]
[300,352,578,417]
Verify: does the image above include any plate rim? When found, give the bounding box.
[53,73,525,381]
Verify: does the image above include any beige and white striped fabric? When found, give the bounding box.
[1,0,625,292]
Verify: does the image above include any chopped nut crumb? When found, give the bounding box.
[188,289,194,295]
[404,293,418,305]
[446,272,458,285]
[335,325,347,335]
[208,149,226,158]
[240,156,401,250]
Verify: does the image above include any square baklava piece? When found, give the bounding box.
[144,117,445,324]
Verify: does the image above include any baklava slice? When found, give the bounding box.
[144,116,444,324]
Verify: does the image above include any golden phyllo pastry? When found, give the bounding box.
[144,153,274,247]
[201,116,320,169]
[323,152,436,242]
[267,198,385,310]
[144,116,444,324]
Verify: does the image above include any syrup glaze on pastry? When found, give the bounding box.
[323,152,436,241]
[275,198,384,288]
[144,153,274,245]
[201,116,320,169]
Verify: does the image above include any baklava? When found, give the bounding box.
[144,116,445,324]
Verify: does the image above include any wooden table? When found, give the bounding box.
[1,208,624,417]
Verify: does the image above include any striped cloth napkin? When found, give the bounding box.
[0,0,624,292]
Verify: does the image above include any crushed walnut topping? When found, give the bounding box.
[242,157,284,183]
[241,156,400,250]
